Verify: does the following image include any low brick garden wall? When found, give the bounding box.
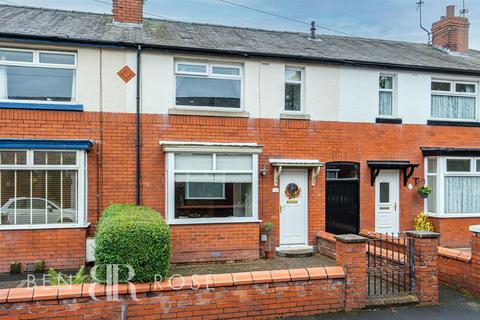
[437,227,480,295]
[0,267,346,319]
[317,231,336,259]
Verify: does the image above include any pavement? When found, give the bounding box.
[289,285,480,320]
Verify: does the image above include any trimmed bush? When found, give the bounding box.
[94,204,171,283]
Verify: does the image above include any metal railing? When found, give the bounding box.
[367,232,415,296]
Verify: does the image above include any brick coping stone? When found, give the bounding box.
[0,266,345,304]
[334,234,368,243]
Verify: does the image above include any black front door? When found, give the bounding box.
[325,162,360,235]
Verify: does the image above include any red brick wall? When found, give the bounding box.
[0,228,86,273]
[431,217,478,247]
[112,0,143,24]
[432,6,470,53]
[171,223,260,263]
[317,231,336,259]
[438,231,480,295]
[2,109,480,267]
[0,267,347,319]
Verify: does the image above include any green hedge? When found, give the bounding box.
[94,204,171,283]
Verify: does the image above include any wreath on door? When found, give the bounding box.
[285,183,301,199]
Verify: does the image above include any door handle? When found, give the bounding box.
[394,203,397,211]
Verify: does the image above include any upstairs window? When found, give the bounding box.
[284,68,303,112]
[379,75,394,117]
[0,150,86,227]
[431,80,477,120]
[0,48,76,103]
[175,61,242,109]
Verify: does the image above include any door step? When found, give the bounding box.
[276,245,314,258]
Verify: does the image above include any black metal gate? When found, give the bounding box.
[325,162,360,235]
[367,232,415,296]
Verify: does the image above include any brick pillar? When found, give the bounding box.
[406,231,440,305]
[335,234,368,311]
[469,225,480,293]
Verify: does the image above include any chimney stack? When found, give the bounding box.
[431,5,470,53]
[113,0,144,26]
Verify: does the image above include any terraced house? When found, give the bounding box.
[0,1,479,272]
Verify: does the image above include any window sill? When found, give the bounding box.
[167,218,261,225]
[0,222,90,231]
[0,101,83,112]
[376,117,402,124]
[425,213,480,219]
[168,108,250,118]
[280,113,310,120]
[427,120,480,127]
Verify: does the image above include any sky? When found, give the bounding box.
[1,0,480,49]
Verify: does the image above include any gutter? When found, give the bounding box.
[136,45,142,206]
[1,33,480,77]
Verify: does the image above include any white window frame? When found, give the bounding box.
[166,151,259,225]
[424,156,480,218]
[378,74,396,118]
[284,67,304,113]
[174,60,244,111]
[0,149,87,230]
[0,47,78,105]
[430,79,478,121]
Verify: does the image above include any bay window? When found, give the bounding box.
[431,80,477,120]
[0,48,76,103]
[425,156,480,217]
[163,142,260,224]
[0,150,86,227]
[175,61,242,109]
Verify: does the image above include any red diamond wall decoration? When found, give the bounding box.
[117,65,136,83]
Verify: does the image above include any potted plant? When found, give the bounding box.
[417,185,432,199]
[262,222,275,259]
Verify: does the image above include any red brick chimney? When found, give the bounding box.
[112,0,144,25]
[432,5,470,53]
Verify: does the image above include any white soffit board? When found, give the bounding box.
[160,141,263,153]
[269,159,324,167]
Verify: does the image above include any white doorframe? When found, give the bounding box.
[279,169,308,246]
[375,170,400,234]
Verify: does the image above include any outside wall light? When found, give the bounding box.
[260,165,268,176]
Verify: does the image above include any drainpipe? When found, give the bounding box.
[135,45,142,205]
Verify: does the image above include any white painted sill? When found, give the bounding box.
[167,218,262,225]
[425,213,480,219]
[0,222,90,231]
[280,113,310,120]
[168,108,250,118]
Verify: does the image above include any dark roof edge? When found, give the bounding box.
[421,147,480,157]
[2,33,480,76]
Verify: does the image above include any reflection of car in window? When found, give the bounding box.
[0,197,76,225]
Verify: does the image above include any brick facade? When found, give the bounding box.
[1,109,480,270]
[0,228,86,273]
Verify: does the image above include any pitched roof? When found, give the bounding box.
[2,4,480,74]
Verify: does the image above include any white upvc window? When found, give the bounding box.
[431,79,478,121]
[379,75,395,117]
[0,150,87,229]
[165,151,259,224]
[284,67,304,112]
[0,47,77,104]
[425,156,480,217]
[175,60,243,110]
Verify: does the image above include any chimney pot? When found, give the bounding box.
[113,0,144,26]
[432,5,470,53]
[446,5,455,17]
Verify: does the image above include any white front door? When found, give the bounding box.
[375,170,399,234]
[279,169,308,246]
